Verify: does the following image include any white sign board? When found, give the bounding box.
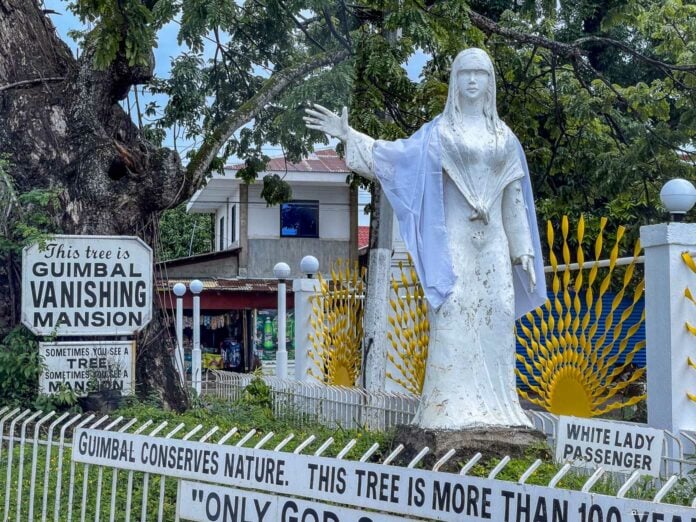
[179,481,404,522]
[73,429,696,522]
[39,341,134,396]
[556,416,664,476]
[22,235,153,336]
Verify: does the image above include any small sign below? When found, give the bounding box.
[556,416,663,476]
[39,341,134,396]
[22,235,153,336]
[179,481,403,522]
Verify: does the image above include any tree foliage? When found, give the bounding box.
[157,204,212,261]
[66,0,694,234]
[0,0,692,406]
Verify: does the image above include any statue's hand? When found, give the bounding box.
[303,104,350,141]
[519,254,536,293]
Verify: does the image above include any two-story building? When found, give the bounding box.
[160,149,357,372]
[187,149,358,277]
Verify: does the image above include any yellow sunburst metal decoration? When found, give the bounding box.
[682,252,696,402]
[516,216,646,417]
[308,260,365,386]
[385,258,430,395]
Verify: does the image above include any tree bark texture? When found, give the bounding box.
[0,0,188,409]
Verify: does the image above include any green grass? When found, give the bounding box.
[2,387,696,521]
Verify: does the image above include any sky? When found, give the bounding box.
[42,2,428,225]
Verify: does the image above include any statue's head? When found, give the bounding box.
[444,48,500,130]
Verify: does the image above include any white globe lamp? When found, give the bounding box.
[660,179,696,221]
[189,279,204,294]
[273,262,292,280]
[300,255,319,278]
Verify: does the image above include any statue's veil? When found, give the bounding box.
[372,46,547,314]
[443,48,503,135]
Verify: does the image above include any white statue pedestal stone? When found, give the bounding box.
[641,223,696,433]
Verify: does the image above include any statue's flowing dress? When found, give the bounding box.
[346,117,535,428]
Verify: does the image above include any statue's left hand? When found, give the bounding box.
[303,104,350,141]
[519,255,536,292]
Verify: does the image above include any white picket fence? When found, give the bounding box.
[205,370,419,431]
[5,405,696,521]
[203,371,696,480]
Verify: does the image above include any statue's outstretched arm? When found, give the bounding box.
[304,104,376,180]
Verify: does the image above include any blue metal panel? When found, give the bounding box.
[516,291,645,390]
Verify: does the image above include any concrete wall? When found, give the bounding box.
[164,255,239,279]
[214,186,240,251]
[247,238,351,278]
[247,184,350,240]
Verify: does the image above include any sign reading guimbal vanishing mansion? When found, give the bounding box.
[22,236,153,336]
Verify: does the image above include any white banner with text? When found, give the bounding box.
[72,428,695,522]
[179,481,406,522]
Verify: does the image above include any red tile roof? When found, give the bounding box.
[358,226,370,250]
[159,278,287,293]
[228,149,350,173]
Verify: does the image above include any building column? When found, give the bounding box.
[349,186,358,264]
[238,184,249,277]
[641,223,696,432]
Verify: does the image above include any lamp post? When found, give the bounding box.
[273,262,291,379]
[660,178,696,221]
[190,279,204,395]
[172,283,186,385]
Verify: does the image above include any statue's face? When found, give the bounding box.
[456,55,490,104]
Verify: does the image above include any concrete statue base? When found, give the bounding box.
[393,424,548,471]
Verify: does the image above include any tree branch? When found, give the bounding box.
[573,36,696,73]
[184,49,350,201]
[466,9,696,73]
[276,0,327,52]
[322,6,352,52]
[0,77,65,92]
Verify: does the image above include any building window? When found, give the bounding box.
[219,216,225,250]
[230,205,236,244]
[280,201,319,238]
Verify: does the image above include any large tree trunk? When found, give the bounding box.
[0,0,188,409]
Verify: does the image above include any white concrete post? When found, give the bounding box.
[273,262,291,379]
[276,279,288,379]
[190,279,203,395]
[173,283,186,386]
[293,277,322,381]
[641,223,696,432]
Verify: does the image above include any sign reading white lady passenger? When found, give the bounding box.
[22,236,152,336]
[556,416,663,477]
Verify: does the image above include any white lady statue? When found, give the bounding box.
[305,48,547,429]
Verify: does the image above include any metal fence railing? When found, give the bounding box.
[204,372,696,480]
[205,370,419,431]
[5,405,696,521]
